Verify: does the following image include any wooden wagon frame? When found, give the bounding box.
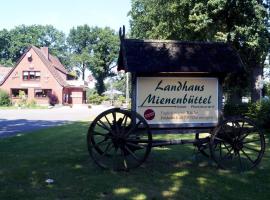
[87,27,265,172]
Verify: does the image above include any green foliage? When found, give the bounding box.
[67,25,119,95]
[0,89,11,106]
[129,0,270,102]
[88,93,109,105]
[224,100,270,129]
[17,90,27,107]
[246,100,270,129]
[26,99,37,108]
[223,102,250,117]
[0,25,69,67]
[117,95,126,103]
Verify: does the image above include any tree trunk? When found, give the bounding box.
[96,77,105,95]
[82,63,85,81]
[228,91,242,104]
[250,66,263,102]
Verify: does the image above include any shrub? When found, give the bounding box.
[0,89,11,106]
[224,100,270,129]
[26,99,37,108]
[17,90,27,107]
[223,102,250,117]
[117,95,126,103]
[48,94,59,106]
[88,93,109,105]
[247,100,270,129]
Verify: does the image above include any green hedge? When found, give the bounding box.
[88,94,109,105]
[224,100,270,129]
[0,89,11,106]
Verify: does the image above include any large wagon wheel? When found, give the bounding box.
[87,108,152,171]
[210,116,265,171]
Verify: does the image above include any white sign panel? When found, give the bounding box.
[136,77,218,125]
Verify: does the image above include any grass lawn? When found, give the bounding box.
[0,122,269,200]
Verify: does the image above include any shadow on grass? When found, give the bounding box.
[0,121,269,200]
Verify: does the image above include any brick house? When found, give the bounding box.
[0,46,87,105]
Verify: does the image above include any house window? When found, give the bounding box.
[23,71,40,80]
[11,89,28,98]
[34,89,52,98]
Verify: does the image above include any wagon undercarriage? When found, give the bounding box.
[87,108,265,172]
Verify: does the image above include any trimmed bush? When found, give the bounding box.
[224,100,270,129]
[247,100,270,129]
[88,93,109,105]
[0,89,11,106]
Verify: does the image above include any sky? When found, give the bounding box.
[0,0,131,35]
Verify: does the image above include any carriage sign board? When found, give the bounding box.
[136,77,218,125]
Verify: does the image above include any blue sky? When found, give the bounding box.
[0,0,131,34]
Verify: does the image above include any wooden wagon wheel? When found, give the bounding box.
[210,116,265,171]
[87,108,152,171]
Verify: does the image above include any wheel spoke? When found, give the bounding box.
[240,149,255,164]
[124,145,140,162]
[125,121,143,136]
[97,120,111,132]
[242,139,261,144]
[104,115,114,131]
[120,148,128,170]
[112,112,120,134]
[92,131,108,137]
[237,151,243,171]
[219,142,222,158]
[242,145,261,153]
[222,147,233,160]
[92,139,110,148]
[126,142,145,149]
[222,142,231,152]
[239,128,256,141]
[97,143,113,160]
[121,115,129,134]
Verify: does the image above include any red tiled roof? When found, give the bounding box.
[0,46,68,87]
[49,54,68,74]
[0,66,13,81]
[31,46,68,86]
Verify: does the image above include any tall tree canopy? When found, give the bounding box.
[0,25,68,67]
[68,25,119,95]
[129,0,270,102]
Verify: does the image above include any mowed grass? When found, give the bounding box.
[0,122,269,200]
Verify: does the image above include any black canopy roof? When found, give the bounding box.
[117,39,244,74]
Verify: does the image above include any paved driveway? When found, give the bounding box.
[0,105,110,138]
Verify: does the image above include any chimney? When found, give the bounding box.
[40,47,49,59]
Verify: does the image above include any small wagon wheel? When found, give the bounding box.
[210,116,265,171]
[87,108,152,171]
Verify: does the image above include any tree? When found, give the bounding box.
[68,25,119,95]
[0,29,12,66]
[129,0,270,102]
[67,25,94,80]
[0,25,68,67]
